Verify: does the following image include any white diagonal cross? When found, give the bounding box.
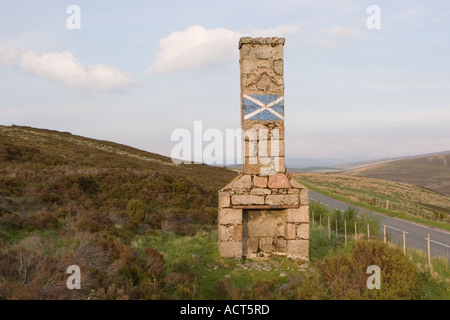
[243,94,284,120]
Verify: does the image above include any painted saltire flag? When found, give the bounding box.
[243,94,284,121]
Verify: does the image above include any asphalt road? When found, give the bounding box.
[309,190,450,260]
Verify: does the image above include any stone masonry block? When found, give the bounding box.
[218,192,231,208]
[259,237,275,253]
[299,188,309,204]
[218,224,231,242]
[232,195,265,205]
[286,206,309,223]
[287,240,309,260]
[218,208,242,225]
[274,238,287,251]
[231,224,243,241]
[241,123,285,141]
[219,241,243,258]
[256,139,285,158]
[253,175,268,188]
[297,223,309,240]
[250,188,271,196]
[268,173,290,189]
[290,177,305,189]
[233,175,252,189]
[265,195,298,206]
[247,221,277,237]
[286,223,297,240]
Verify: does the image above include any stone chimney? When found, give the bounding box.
[218,37,309,260]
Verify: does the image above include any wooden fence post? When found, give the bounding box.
[383,225,386,244]
[327,216,331,240]
[427,233,432,270]
[367,223,370,240]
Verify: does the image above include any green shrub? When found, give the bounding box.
[126,199,147,222]
[312,240,420,300]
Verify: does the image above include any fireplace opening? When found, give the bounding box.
[242,209,288,258]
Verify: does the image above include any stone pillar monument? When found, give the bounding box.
[218,37,309,260]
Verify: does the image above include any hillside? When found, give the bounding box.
[0,125,237,299]
[344,152,450,196]
[295,173,450,230]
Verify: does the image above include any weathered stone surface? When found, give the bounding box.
[221,175,241,191]
[219,241,243,258]
[218,224,242,242]
[248,221,277,237]
[286,223,297,240]
[277,224,286,237]
[255,46,283,60]
[233,175,252,189]
[299,188,309,204]
[286,206,309,223]
[287,240,309,260]
[265,195,298,206]
[231,224,243,241]
[288,188,300,194]
[250,188,271,196]
[241,59,271,75]
[244,237,259,255]
[232,195,265,205]
[259,237,275,252]
[273,157,285,173]
[218,192,231,208]
[241,123,285,141]
[297,223,309,240]
[239,37,285,48]
[253,175,268,188]
[243,140,258,159]
[268,173,290,189]
[274,237,287,251]
[290,177,305,189]
[219,208,242,224]
[273,59,283,76]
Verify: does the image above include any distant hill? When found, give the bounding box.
[344,152,450,196]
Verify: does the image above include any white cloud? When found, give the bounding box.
[324,25,368,40]
[146,25,240,75]
[146,24,301,74]
[1,47,136,92]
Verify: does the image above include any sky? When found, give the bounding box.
[1,0,449,167]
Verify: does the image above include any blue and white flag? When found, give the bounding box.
[243,94,284,121]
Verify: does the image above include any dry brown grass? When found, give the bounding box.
[295,172,450,227]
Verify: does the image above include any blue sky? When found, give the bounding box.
[1,0,449,167]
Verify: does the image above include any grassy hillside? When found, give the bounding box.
[0,126,447,300]
[295,173,450,231]
[344,153,450,196]
[0,125,237,299]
